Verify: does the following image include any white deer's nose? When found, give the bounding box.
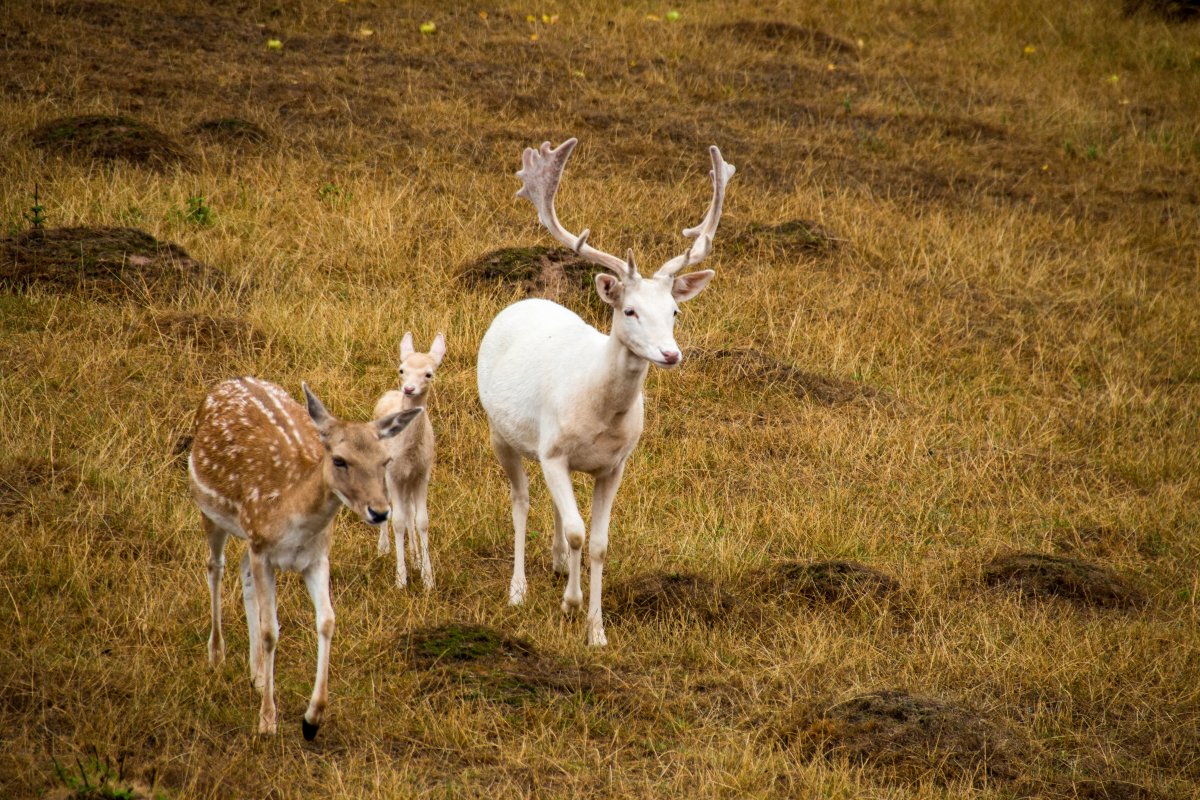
[403,385,417,395]
[660,349,681,366]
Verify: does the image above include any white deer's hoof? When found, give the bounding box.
[208,639,224,668]
[560,593,583,615]
[257,716,277,735]
[395,574,408,589]
[376,534,390,556]
[587,627,607,647]
[508,577,527,606]
[552,553,569,575]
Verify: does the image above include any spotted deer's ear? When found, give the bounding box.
[302,382,334,440]
[429,332,446,366]
[376,407,422,439]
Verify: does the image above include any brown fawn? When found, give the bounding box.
[189,377,421,737]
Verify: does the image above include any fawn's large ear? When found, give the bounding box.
[430,332,446,366]
[595,273,624,307]
[302,382,334,440]
[376,407,422,439]
[399,332,415,361]
[671,270,715,302]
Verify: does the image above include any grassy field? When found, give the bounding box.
[2,0,1199,797]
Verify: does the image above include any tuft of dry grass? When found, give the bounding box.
[1,0,1198,797]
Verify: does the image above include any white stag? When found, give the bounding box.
[476,138,734,645]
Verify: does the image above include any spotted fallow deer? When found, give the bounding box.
[189,377,421,737]
[477,138,734,646]
[373,331,446,589]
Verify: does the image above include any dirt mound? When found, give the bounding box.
[714,22,858,58]
[981,553,1144,609]
[401,623,600,703]
[750,560,900,607]
[0,456,81,518]
[1123,0,1200,21]
[606,572,736,625]
[1073,779,1160,800]
[0,227,231,301]
[731,219,843,257]
[458,246,606,310]
[30,115,190,169]
[696,348,894,407]
[147,311,265,353]
[781,689,1025,785]
[185,117,269,146]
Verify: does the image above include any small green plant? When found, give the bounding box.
[51,753,166,799]
[841,95,853,113]
[183,194,214,225]
[318,181,349,206]
[24,183,47,230]
[117,205,144,225]
[1085,144,1100,160]
[1062,139,1077,157]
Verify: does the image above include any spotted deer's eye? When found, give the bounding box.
[332,456,348,469]
[623,308,636,317]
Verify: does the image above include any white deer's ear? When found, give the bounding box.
[430,332,446,366]
[595,273,624,306]
[376,407,422,439]
[671,270,715,302]
[400,332,415,361]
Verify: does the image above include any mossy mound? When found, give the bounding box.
[185,117,270,146]
[750,560,901,607]
[458,245,607,312]
[401,623,600,704]
[30,114,190,169]
[696,348,893,407]
[981,553,1144,609]
[146,311,265,353]
[606,571,736,625]
[781,689,1025,785]
[0,227,231,302]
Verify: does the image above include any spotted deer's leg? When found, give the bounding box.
[203,515,229,667]
[250,548,279,735]
[300,551,335,740]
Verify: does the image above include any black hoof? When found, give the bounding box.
[301,717,319,741]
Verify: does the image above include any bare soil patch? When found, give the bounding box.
[713,22,859,59]
[749,560,901,608]
[1072,779,1161,800]
[780,689,1026,785]
[0,456,81,518]
[980,553,1144,609]
[1123,0,1200,21]
[30,115,190,169]
[695,348,895,407]
[730,219,843,257]
[145,311,265,354]
[184,117,269,147]
[606,572,737,625]
[401,623,602,704]
[0,227,231,301]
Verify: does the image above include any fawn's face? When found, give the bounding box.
[397,332,446,399]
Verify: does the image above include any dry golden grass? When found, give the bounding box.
[1,0,1198,797]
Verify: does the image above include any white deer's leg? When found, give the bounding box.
[492,433,529,605]
[203,516,228,668]
[390,491,410,589]
[551,503,568,575]
[250,549,279,735]
[239,550,261,688]
[300,553,335,741]
[378,473,395,556]
[538,456,586,615]
[414,481,434,589]
[586,463,625,647]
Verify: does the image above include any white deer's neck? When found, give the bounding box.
[586,326,649,417]
[398,392,428,412]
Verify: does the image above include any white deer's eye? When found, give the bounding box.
[623,308,636,317]
[425,372,432,378]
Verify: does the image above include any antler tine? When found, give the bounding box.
[516,138,631,278]
[655,145,736,278]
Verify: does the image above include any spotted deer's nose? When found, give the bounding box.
[367,507,389,524]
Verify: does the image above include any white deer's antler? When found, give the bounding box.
[655,145,736,278]
[516,138,633,279]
